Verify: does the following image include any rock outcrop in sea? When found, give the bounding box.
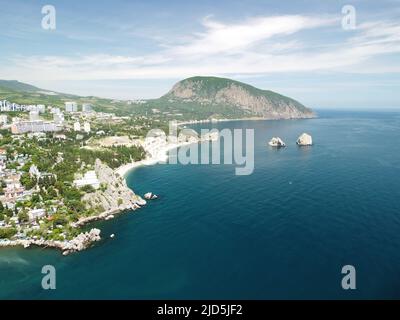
[297,133,313,146]
[144,192,158,200]
[268,137,286,147]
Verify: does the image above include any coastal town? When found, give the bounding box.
[0,98,216,254]
[0,76,312,255]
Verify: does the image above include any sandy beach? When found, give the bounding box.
[115,141,194,177]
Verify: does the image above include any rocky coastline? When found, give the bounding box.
[0,159,147,255]
[0,228,102,255]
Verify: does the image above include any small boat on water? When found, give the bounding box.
[268,137,286,148]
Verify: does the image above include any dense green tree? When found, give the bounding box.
[3,208,13,217]
[81,185,95,193]
[20,173,37,190]
[18,211,29,223]
[52,214,68,226]
[0,227,17,239]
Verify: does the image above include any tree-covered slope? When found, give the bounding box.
[145,76,315,120]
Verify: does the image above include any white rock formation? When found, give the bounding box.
[296,133,313,146]
[144,192,158,200]
[268,137,286,147]
[61,228,101,255]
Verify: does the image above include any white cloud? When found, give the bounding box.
[170,15,335,56]
[351,21,400,45]
[2,14,400,83]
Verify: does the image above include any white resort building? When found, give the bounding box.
[11,120,63,134]
[73,121,81,132]
[29,110,40,121]
[3,174,25,201]
[0,115,8,125]
[28,208,46,222]
[65,102,78,113]
[83,122,91,133]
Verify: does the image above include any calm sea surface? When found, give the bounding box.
[1,110,400,299]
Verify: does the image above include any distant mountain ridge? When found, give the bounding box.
[154,76,315,119]
[0,79,84,109]
[0,80,45,93]
[0,77,315,120]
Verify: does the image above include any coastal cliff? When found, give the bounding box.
[82,159,145,214]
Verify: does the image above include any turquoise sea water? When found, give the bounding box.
[1,110,400,299]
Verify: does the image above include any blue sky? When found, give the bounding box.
[0,0,400,109]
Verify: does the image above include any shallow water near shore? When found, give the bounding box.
[1,110,400,299]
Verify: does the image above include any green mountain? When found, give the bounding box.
[0,80,44,92]
[145,76,315,120]
[0,80,80,106]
